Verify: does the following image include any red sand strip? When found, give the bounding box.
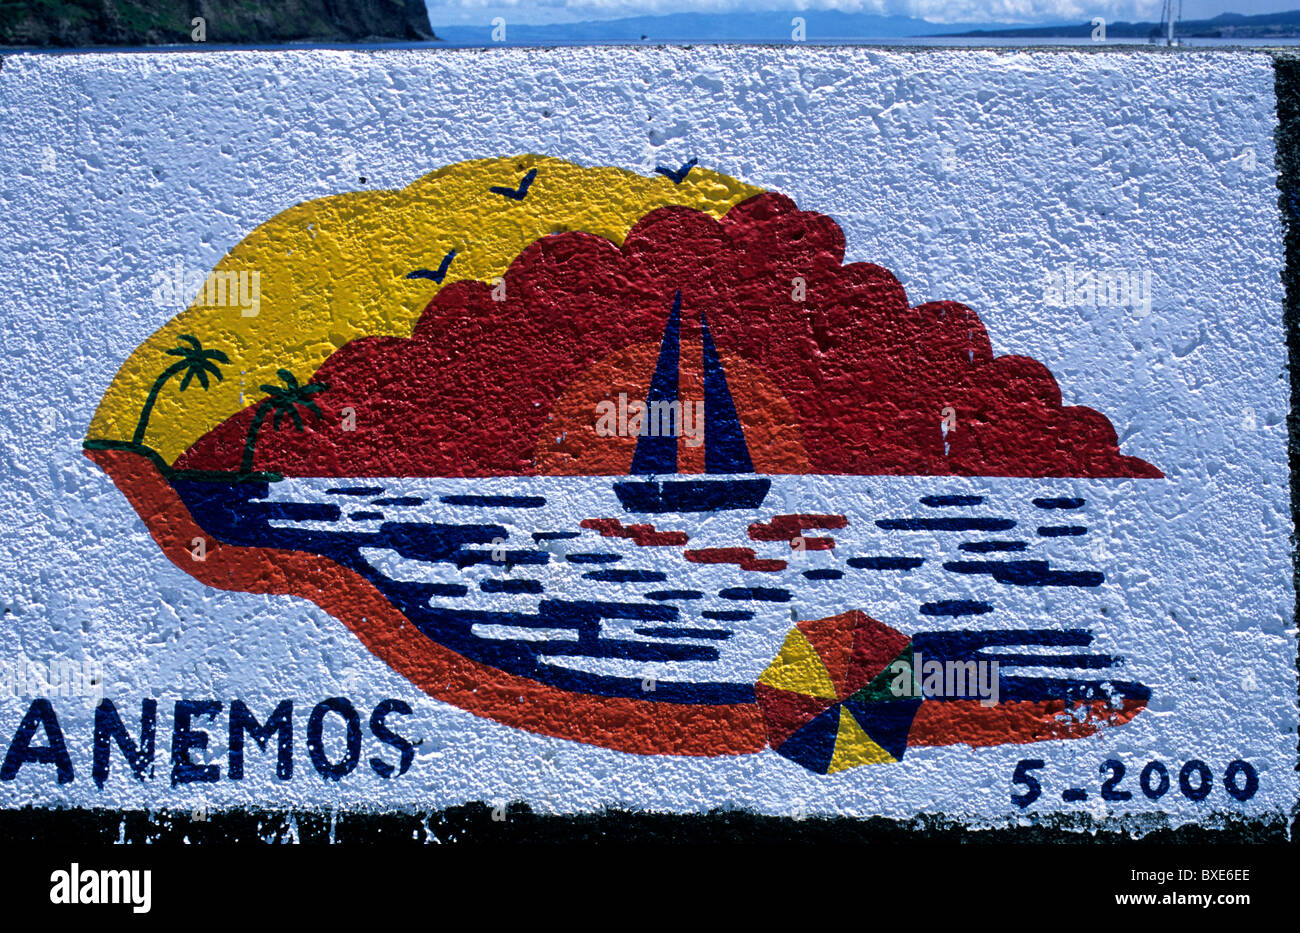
[580,518,689,547]
[749,514,847,544]
[684,547,787,572]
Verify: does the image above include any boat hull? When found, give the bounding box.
[613,477,772,513]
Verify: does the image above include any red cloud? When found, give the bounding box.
[175,193,1161,479]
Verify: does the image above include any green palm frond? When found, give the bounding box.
[163,335,228,393]
[257,371,328,434]
[240,368,329,472]
[132,334,230,444]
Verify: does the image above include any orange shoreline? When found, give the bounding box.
[85,446,1145,761]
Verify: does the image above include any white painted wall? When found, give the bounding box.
[0,48,1292,825]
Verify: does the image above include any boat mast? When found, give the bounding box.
[1160,0,1180,47]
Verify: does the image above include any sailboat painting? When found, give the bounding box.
[614,290,772,514]
[84,156,1165,773]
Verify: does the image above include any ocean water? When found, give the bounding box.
[174,473,1168,705]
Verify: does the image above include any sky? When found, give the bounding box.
[423,1,1297,26]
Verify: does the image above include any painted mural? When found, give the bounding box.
[83,155,1161,775]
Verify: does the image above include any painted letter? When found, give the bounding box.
[1,698,74,784]
[369,698,414,779]
[229,699,293,781]
[93,698,156,788]
[171,699,221,785]
[307,697,362,780]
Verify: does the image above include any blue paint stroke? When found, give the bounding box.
[847,556,925,570]
[481,579,543,594]
[489,167,537,200]
[943,559,1102,587]
[878,517,1016,532]
[720,587,791,602]
[449,549,550,569]
[959,540,1027,553]
[427,584,469,597]
[635,626,731,640]
[405,249,456,283]
[584,569,668,583]
[802,569,844,580]
[654,158,697,184]
[920,600,994,616]
[442,495,546,508]
[533,639,715,662]
[701,304,755,474]
[921,495,984,507]
[1033,497,1085,510]
[250,501,341,522]
[630,290,681,475]
[614,477,770,513]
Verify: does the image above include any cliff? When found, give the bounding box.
[0,0,436,46]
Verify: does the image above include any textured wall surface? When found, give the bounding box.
[0,47,1293,835]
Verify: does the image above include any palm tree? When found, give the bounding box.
[240,369,329,474]
[132,335,230,446]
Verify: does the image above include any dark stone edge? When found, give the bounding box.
[1273,53,1300,848]
[0,804,1293,844]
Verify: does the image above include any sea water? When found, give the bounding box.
[174,474,1182,703]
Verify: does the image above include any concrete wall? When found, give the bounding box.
[0,47,1293,837]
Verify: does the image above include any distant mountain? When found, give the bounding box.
[0,0,435,47]
[434,10,1067,44]
[954,9,1300,39]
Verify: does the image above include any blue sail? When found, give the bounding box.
[615,290,770,513]
[629,290,682,475]
[701,307,755,475]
